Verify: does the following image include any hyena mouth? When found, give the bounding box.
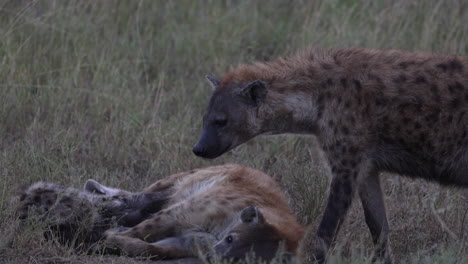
[195,143,232,159]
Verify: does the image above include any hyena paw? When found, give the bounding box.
[104,227,129,238]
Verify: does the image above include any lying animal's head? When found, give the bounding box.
[13,180,168,245]
[193,75,270,159]
[213,206,290,263]
[13,182,99,244]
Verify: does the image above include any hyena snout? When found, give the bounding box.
[192,128,231,159]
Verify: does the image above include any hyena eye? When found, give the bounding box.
[213,118,227,127]
[225,235,233,244]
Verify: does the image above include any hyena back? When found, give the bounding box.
[193,48,468,263]
[15,165,305,262]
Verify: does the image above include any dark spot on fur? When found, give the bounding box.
[144,224,153,231]
[430,84,440,101]
[398,61,417,69]
[414,122,422,130]
[317,94,325,106]
[436,63,448,72]
[414,76,427,84]
[457,112,464,124]
[449,59,463,71]
[402,117,410,125]
[447,115,453,124]
[450,98,461,110]
[353,80,362,92]
[340,78,348,88]
[321,63,333,70]
[393,74,407,84]
[375,98,387,106]
[425,112,439,123]
[454,82,464,91]
[341,126,350,135]
[33,195,40,203]
[348,146,359,155]
[437,59,464,73]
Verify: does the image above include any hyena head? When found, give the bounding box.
[13,182,97,244]
[212,206,285,262]
[193,75,269,159]
[14,180,166,244]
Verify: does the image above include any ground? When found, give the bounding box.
[0,1,467,263]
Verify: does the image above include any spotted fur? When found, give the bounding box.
[14,165,305,262]
[105,165,305,261]
[193,47,468,263]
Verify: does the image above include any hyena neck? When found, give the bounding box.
[262,59,334,134]
[263,89,318,135]
[225,48,340,135]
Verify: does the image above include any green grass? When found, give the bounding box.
[0,0,467,263]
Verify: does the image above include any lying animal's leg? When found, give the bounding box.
[105,194,231,253]
[105,230,216,259]
[359,172,393,264]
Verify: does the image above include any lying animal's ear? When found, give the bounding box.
[240,206,265,224]
[84,179,119,195]
[240,80,267,104]
[205,75,220,90]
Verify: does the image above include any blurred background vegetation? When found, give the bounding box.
[0,0,467,263]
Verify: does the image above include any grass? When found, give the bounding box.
[0,0,467,263]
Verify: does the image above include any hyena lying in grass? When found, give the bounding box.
[193,48,468,263]
[14,164,305,262]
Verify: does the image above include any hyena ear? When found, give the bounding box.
[205,75,220,90]
[84,179,120,196]
[240,206,265,224]
[240,80,267,104]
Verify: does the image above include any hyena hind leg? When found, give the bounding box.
[359,172,393,264]
[105,230,215,259]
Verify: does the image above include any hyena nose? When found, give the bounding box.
[192,144,206,157]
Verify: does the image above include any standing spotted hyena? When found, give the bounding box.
[192,48,468,263]
[15,165,305,262]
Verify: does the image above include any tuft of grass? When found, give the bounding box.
[0,0,467,263]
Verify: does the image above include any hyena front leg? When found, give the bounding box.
[311,146,368,263]
[105,196,229,258]
[359,171,393,264]
[105,230,215,259]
